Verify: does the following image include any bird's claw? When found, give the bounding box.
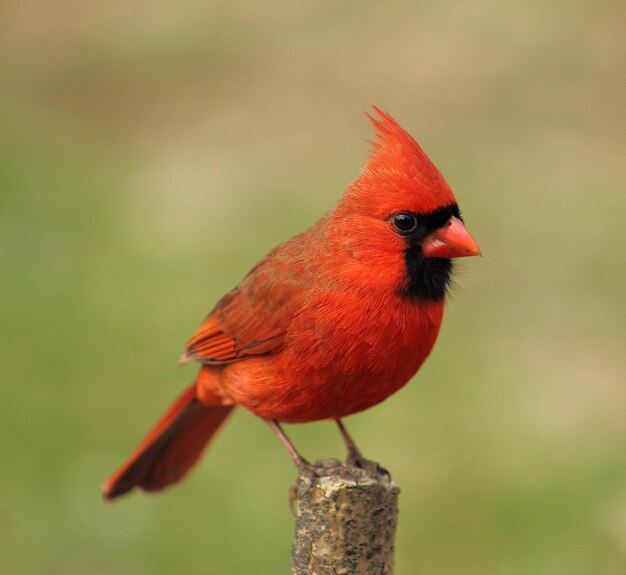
[347,452,391,480]
[288,459,361,515]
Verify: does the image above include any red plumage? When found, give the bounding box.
[104,108,480,500]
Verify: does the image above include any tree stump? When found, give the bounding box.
[291,459,399,575]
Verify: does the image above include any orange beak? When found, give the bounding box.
[421,216,481,259]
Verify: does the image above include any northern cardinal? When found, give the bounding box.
[104,108,480,500]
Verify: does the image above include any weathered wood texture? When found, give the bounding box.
[291,460,399,575]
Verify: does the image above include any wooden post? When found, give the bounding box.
[291,459,399,575]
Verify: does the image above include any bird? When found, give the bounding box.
[103,108,480,501]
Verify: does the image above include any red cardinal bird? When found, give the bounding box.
[104,108,480,500]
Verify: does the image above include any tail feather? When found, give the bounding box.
[103,385,234,500]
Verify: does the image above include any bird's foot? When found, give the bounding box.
[289,459,360,515]
[346,450,391,480]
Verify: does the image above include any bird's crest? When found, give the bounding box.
[343,107,456,215]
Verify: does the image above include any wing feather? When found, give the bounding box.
[182,249,305,365]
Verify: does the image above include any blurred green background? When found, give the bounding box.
[1,1,625,573]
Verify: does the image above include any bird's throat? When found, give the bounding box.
[400,251,453,300]
[396,203,459,301]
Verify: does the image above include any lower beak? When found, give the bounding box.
[421,216,481,259]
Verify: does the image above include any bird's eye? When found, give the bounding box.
[391,212,417,233]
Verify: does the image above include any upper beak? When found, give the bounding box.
[421,216,481,259]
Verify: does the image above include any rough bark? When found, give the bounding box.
[291,459,399,575]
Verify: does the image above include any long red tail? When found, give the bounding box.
[103,384,234,500]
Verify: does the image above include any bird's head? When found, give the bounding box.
[333,107,480,300]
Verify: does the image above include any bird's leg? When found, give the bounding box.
[266,419,310,469]
[335,419,364,466]
[267,419,319,511]
[267,419,360,512]
[335,419,390,478]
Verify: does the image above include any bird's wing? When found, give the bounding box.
[182,254,305,365]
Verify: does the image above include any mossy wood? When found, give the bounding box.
[291,460,399,575]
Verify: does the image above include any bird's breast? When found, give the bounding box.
[221,291,445,422]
